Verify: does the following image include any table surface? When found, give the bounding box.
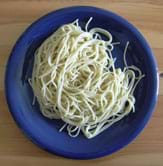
[0,0,163,165]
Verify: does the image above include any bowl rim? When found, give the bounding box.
[5,6,159,159]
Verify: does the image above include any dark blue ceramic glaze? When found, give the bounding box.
[5,6,158,159]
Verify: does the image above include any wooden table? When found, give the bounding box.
[0,1,163,165]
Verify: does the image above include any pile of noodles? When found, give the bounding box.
[29,18,144,138]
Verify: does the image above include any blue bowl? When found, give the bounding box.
[5,6,158,159]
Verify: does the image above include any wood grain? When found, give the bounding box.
[0,1,163,165]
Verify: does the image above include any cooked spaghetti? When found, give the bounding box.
[29,18,144,138]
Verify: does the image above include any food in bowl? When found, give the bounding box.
[29,18,144,139]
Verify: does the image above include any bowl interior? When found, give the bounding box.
[6,7,158,159]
